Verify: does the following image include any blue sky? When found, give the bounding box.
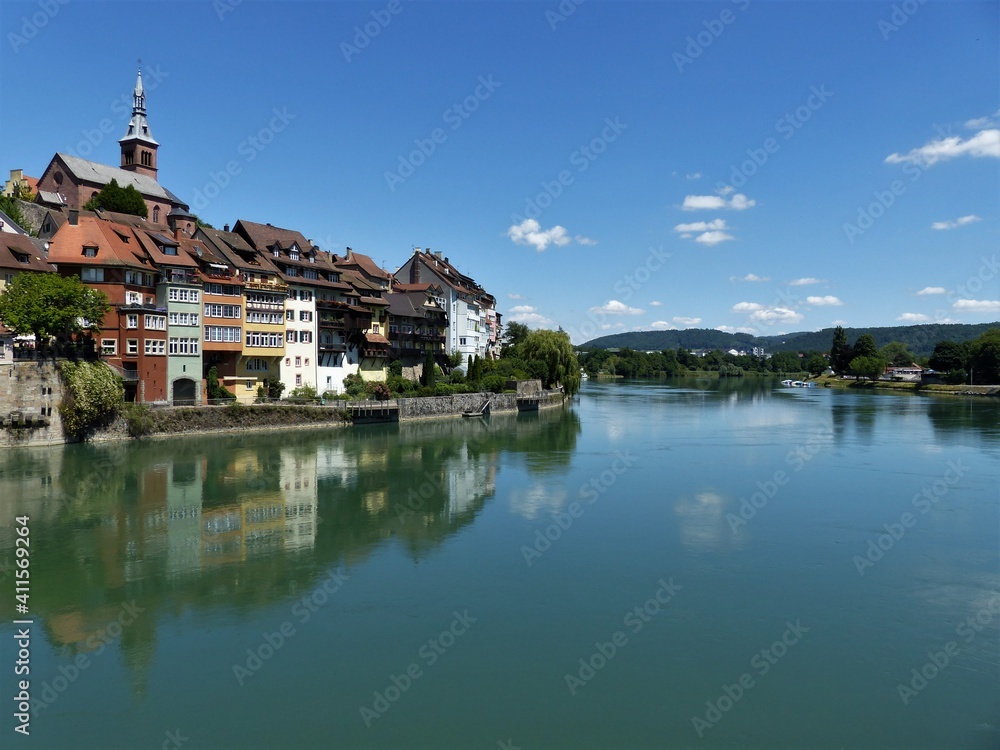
[1,0,997,343]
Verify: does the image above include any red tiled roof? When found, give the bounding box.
[0,234,55,274]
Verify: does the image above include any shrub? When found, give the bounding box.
[365,382,392,400]
[450,370,466,385]
[122,402,154,437]
[388,360,403,378]
[387,375,416,395]
[289,384,318,400]
[480,373,508,393]
[343,373,366,397]
[944,369,968,385]
[206,366,235,401]
[59,361,125,438]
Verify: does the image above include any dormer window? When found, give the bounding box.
[272,249,280,257]
[289,250,299,261]
[162,245,177,256]
[83,246,98,258]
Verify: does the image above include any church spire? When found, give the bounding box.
[120,62,159,180]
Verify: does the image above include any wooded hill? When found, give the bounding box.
[579,322,999,356]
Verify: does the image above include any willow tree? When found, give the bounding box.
[521,328,581,396]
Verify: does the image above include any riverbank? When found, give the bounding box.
[812,374,1000,397]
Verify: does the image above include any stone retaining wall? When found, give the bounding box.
[0,360,65,448]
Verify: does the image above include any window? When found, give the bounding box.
[286,331,296,343]
[245,332,282,348]
[204,303,241,319]
[126,314,138,329]
[169,312,199,326]
[125,291,141,305]
[144,339,165,355]
[101,339,117,356]
[246,381,254,389]
[168,337,200,355]
[152,206,160,223]
[81,268,104,282]
[168,288,199,303]
[372,324,380,334]
[205,326,241,342]
[286,309,295,321]
[389,325,398,334]
[295,356,301,367]
[304,358,310,366]
[126,339,138,355]
[163,245,177,256]
[295,374,302,386]
[300,331,312,344]
[299,311,312,322]
[83,246,98,258]
[460,337,467,346]
[272,250,280,257]
[289,250,299,261]
[246,311,283,325]
[245,358,269,372]
[144,315,166,330]
[286,267,298,277]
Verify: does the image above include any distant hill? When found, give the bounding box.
[579,322,999,357]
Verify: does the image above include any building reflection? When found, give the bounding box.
[0,406,579,685]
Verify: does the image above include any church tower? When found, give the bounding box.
[119,67,159,180]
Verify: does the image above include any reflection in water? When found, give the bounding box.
[0,407,580,676]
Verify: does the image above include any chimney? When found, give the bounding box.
[173,226,182,241]
[69,208,79,226]
[224,224,230,232]
[435,251,442,259]
[410,260,420,284]
[445,257,450,265]
[346,247,353,261]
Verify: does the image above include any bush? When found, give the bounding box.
[388,360,403,378]
[480,373,508,393]
[450,370,466,385]
[206,366,235,401]
[122,402,154,437]
[434,384,456,396]
[944,369,968,385]
[365,382,392,400]
[387,375,416,396]
[343,373,365,397]
[289,384,318,400]
[59,361,124,438]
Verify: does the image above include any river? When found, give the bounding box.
[0,379,997,749]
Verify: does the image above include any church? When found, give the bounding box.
[35,69,192,228]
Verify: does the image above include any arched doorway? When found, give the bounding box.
[172,378,196,406]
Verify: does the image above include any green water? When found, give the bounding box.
[1,380,998,749]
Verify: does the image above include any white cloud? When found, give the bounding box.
[695,230,735,246]
[716,325,757,334]
[965,110,1000,129]
[789,277,823,286]
[749,307,804,324]
[507,292,524,300]
[952,299,1000,313]
[916,286,947,295]
[589,300,644,316]
[931,215,981,230]
[682,193,756,211]
[575,235,598,245]
[649,300,663,307]
[673,316,702,326]
[731,273,770,282]
[650,320,676,329]
[885,128,1000,166]
[674,218,728,233]
[806,295,843,306]
[716,185,735,196]
[506,304,556,327]
[731,302,763,313]
[897,312,932,323]
[831,319,848,326]
[685,172,702,180]
[506,219,572,252]
[508,305,535,314]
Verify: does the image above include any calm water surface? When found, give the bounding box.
[1,379,998,749]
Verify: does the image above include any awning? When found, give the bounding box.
[364,333,391,345]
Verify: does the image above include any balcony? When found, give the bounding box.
[319,317,346,330]
[319,341,347,353]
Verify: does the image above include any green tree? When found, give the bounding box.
[967,328,1000,385]
[880,341,916,367]
[852,334,879,360]
[830,326,851,373]
[928,340,968,373]
[850,355,885,382]
[0,272,110,347]
[503,321,530,353]
[206,365,235,401]
[0,194,29,232]
[421,352,437,388]
[805,354,828,376]
[521,329,581,395]
[82,179,148,218]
